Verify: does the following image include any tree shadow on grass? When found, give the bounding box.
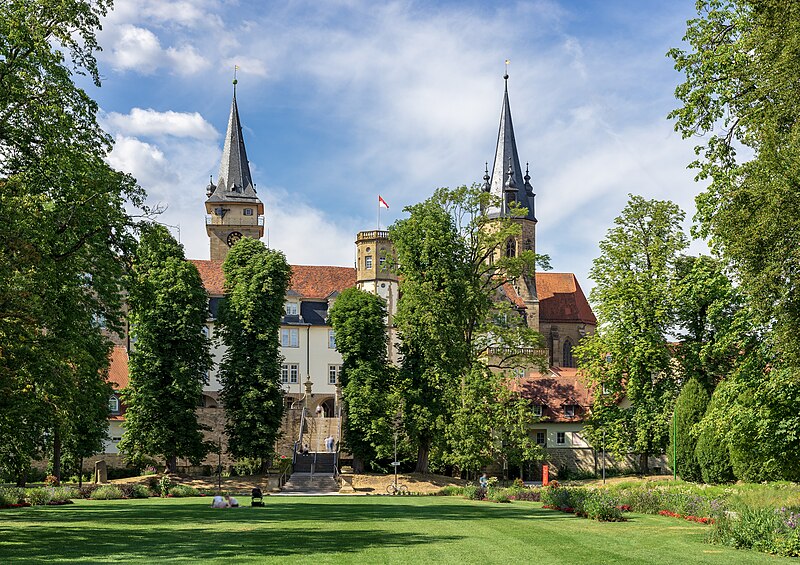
[0,499,577,563]
[0,523,457,563]
[1,498,576,527]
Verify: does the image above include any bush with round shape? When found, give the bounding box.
[26,488,51,506]
[89,486,125,500]
[168,484,199,498]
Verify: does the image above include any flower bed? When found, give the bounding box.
[658,510,713,524]
[541,486,626,522]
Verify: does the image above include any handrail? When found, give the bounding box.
[333,404,343,481]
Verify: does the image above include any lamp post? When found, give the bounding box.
[392,431,399,492]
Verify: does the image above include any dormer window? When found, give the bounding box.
[109,395,120,414]
[564,404,576,418]
[285,302,298,316]
[532,404,543,417]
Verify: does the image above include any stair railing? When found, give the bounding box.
[333,404,343,480]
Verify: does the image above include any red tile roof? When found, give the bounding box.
[190,260,357,299]
[536,273,596,325]
[509,367,593,422]
[108,345,129,390]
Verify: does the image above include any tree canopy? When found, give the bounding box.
[119,224,212,473]
[0,0,144,484]
[217,238,291,469]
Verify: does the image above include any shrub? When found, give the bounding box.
[118,484,151,499]
[90,486,124,500]
[158,475,174,496]
[709,506,800,558]
[488,489,511,503]
[695,421,735,484]
[509,488,540,502]
[26,488,51,506]
[463,485,487,501]
[44,474,59,487]
[0,487,25,506]
[168,484,199,498]
[437,485,464,497]
[48,487,77,504]
[668,378,708,483]
[584,492,625,522]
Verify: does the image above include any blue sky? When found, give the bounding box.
[82,0,705,291]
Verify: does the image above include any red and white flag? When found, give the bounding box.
[378,195,389,209]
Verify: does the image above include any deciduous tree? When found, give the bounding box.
[120,225,212,473]
[576,195,687,472]
[390,185,548,473]
[217,239,291,469]
[328,287,396,471]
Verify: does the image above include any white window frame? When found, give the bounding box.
[365,256,373,269]
[557,432,566,445]
[281,328,299,348]
[328,329,336,350]
[536,431,546,445]
[532,404,543,417]
[282,363,299,384]
[244,208,253,216]
[328,364,341,385]
[108,395,120,413]
[284,302,298,316]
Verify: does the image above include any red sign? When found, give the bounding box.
[542,465,549,486]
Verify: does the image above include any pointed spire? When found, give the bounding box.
[216,83,254,196]
[482,162,491,193]
[487,70,532,220]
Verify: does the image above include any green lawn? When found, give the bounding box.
[0,496,790,564]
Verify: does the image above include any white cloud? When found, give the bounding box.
[262,188,356,266]
[166,45,211,75]
[104,108,219,140]
[111,25,163,73]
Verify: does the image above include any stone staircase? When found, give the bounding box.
[303,416,341,453]
[293,452,336,474]
[279,471,339,494]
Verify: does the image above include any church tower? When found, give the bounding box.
[205,84,264,261]
[483,72,539,331]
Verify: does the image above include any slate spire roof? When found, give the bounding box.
[486,73,536,221]
[206,85,260,204]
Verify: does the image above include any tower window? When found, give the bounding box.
[285,302,298,316]
[563,339,574,368]
[244,208,253,216]
[328,329,336,350]
[506,239,516,258]
[365,256,373,269]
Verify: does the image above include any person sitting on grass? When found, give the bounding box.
[224,495,239,508]
[211,495,227,508]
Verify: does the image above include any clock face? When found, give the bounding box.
[226,231,243,247]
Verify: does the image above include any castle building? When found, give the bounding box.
[101,74,602,477]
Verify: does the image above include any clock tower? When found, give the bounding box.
[205,84,264,261]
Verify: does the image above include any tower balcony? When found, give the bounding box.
[356,230,390,242]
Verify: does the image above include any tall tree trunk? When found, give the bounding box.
[78,457,84,489]
[166,455,177,474]
[52,428,62,484]
[638,452,649,474]
[415,439,430,474]
[16,467,27,488]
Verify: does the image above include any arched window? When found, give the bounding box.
[563,339,574,368]
[506,238,516,258]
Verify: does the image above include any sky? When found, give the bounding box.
[81,0,707,293]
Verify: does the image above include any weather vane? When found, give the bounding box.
[504,59,510,78]
[233,64,239,85]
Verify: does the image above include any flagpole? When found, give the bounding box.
[377,197,380,231]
